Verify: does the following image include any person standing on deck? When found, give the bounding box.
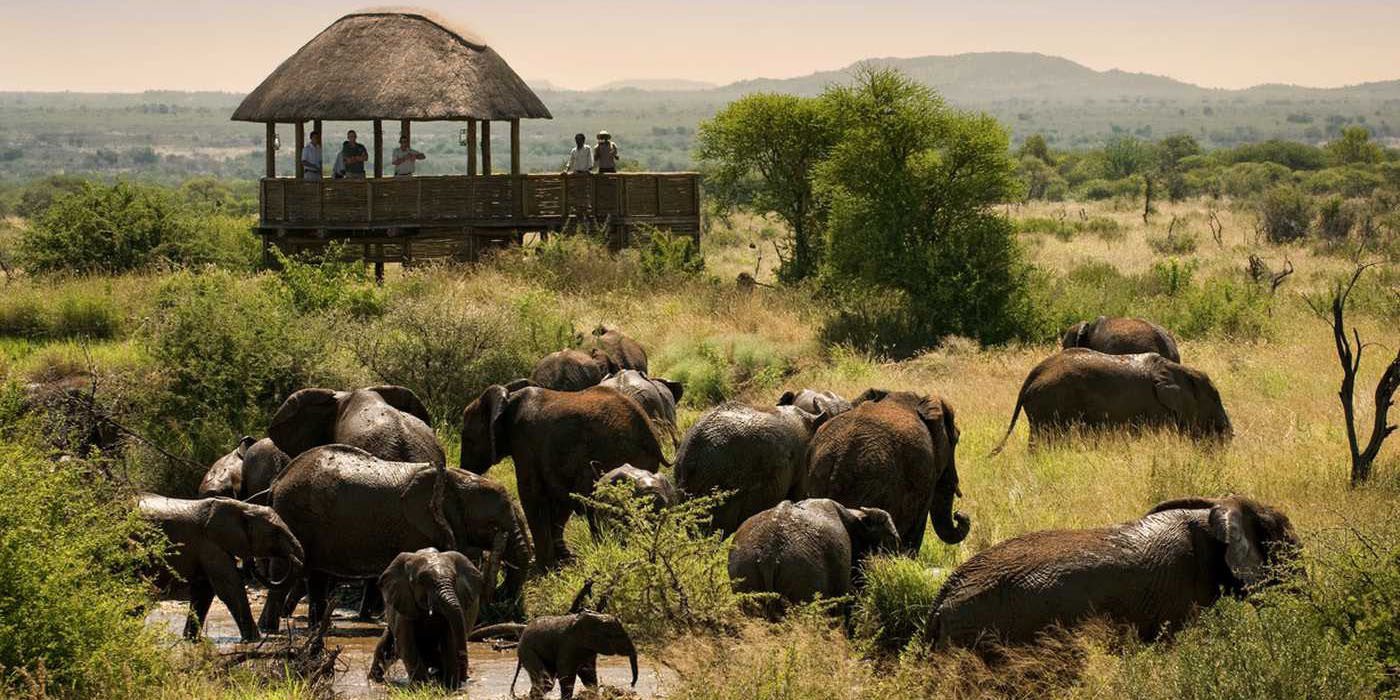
[595,130,618,173]
[565,133,593,174]
[391,134,426,176]
[340,129,369,178]
[300,130,323,180]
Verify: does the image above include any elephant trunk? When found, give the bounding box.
[930,461,971,545]
[499,503,535,607]
[626,642,639,687]
[435,583,468,689]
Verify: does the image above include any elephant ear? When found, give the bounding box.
[777,390,797,406]
[655,378,684,404]
[1062,321,1087,349]
[368,385,433,426]
[1150,359,1192,420]
[379,552,421,617]
[1145,496,1220,516]
[235,435,256,460]
[203,499,254,559]
[590,347,621,375]
[461,385,511,470]
[1153,324,1182,362]
[446,550,484,602]
[916,396,951,443]
[1208,500,1266,584]
[268,388,340,459]
[852,388,888,406]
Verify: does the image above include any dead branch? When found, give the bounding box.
[1208,207,1224,247]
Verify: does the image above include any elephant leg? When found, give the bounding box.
[357,581,382,620]
[283,578,306,616]
[903,514,929,557]
[577,656,599,688]
[258,583,291,634]
[201,551,259,642]
[306,571,332,628]
[368,628,395,683]
[522,494,557,570]
[558,671,577,700]
[185,578,214,640]
[550,499,574,564]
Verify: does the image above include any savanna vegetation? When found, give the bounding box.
[0,66,1397,699]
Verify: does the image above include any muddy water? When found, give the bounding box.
[146,591,672,698]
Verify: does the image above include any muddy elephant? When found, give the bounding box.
[599,370,684,447]
[991,349,1232,453]
[268,385,443,465]
[461,384,668,569]
[530,349,617,391]
[139,494,304,642]
[1062,315,1181,363]
[673,402,829,535]
[198,436,289,500]
[588,325,648,374]
[927,495,1298,648]
[777,388,853,417]
[806,389,969,554]
[369,548,482,689]
[589,464,678,537]
[729,499,900,616]
[256,445,532,633]
[511,610,638,700]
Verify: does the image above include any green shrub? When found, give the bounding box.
[20,182,184,275]
[657,339,733,405]
[0,443,167,697]
[853,556,946,651]
[524,483,742,643]
[1016,216,1076,241]
[1305,510,1400,691]
[639,228,705,279]
[1147,228,1200,256]
[1256,186,1313,243]
[0,286,123,340]
[269,244,384,317]
[496,234,641,294]
[1316,195,1357,239]
[1221,162,1295,198]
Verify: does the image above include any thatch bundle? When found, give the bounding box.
[232,9,551,122]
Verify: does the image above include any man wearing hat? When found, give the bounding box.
[595,130,619,173]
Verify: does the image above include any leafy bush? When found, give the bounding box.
[1317,195,1357,239]
[1147,228,1200,256]
[853,556,946,651]
[1256,186,1313,243]
[1016,216,1076,241]
[1221,162,1295,198]
[655,334,792,406]
[20,182,185,274]
[638,228,705,280]
[268,244,384,317]
[0,286,123,340]
[524,483,742,643]
[0,443,167,697]
[1304,510,1400,691]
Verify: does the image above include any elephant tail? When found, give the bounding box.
[430,463,458,552]
[989,392,1026,457]
[509,654,523,698]
[470,622,526,642]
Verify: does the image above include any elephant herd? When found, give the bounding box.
[136,317,1296,692]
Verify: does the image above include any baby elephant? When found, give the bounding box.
[728,499,900,617]
[370,548,483,689]
[777,388,853,417]
[1062,315,1181,362]
[511,610,639,700]
[928,495,1298,648]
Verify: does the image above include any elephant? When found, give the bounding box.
[777,388,853,417]
[673,402,829,535]
[927,495,1299,648]
[255,445,533,633]
[806,389,969,554]
[138,494,304,642]
[588,464,679,537]
[461,384,669,570]
[599,370,684,447]
[511,610,639,700]
[728,499,900,616]
[369,548,483,689]
[198,436,289,500]
[588,325,648,373]
[530,349,616,391]
[1062,315,1181,363]
[990,349,1232,453]
[268,385,443,466]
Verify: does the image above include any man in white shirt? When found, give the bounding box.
[300,130,322,180]
[565,133,593,174]
[391,135,426,176]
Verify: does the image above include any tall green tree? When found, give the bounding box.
[818,67,1028,346]
[696,93,838,282]
[1326,126,1384,166]
[1156,133,1202,202]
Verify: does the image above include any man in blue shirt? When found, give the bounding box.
[340,130,369,178]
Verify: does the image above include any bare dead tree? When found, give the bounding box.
[1305,262,1400,486]
[1208,207,1224,248]
[1142,176,1155,223]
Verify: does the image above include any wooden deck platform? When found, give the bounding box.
[258,172,702,264]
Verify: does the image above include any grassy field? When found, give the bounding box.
[1,195,1397,698]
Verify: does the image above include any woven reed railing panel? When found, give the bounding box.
[418,178,469,220]
[472,177,514,218]
[323,182,369,223]
[595,176,624,216]
[284,183,321,223]
[525,176,566,218]
[372,179,419,221]
[625,177,658,216]
[658,176,696,216]
[263,181,284,222]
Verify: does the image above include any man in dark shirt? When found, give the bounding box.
[340,129,369,178]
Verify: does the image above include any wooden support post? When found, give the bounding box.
[510,119,521,176]
[400,119,411,143]
[467,118,477,175]
[373,119,383,178]
[265,122,276,178]
[294,121,305,179]
[511,119,523,219]
[481,120,492,176]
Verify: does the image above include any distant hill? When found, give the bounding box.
[591,79,719,92]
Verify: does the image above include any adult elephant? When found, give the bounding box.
[199,436,289,500]
[599,370,683,447]
[369,548,482,689]
[991,349,1232,453]
[268,385,443,465]
[256,445,532,633]
[530,349,616,392]
[673,402,829,535]
[588,325,648,373]
[729,499,900,616]
[777,389,853,417]
[139,494,304,642]
[806,389,969,554]
[461,384,668,569]
[927,495,1298,648]
[1062,316,1181,362]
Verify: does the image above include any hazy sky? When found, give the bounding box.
[1,0,1397,92]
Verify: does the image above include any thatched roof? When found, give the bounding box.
[232,9,551,122]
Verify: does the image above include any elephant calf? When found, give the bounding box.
[928,495,1298,648]
[369,548,483,689]
[1062,315,1181,363]
[777,388,853,417]
[511,610,639,700]
[729,499,900,617]
[992,349,1232,453]
[594,464,678,512]
[588,324,648,374]
[139,494,304,642]
[199,436,289,500]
